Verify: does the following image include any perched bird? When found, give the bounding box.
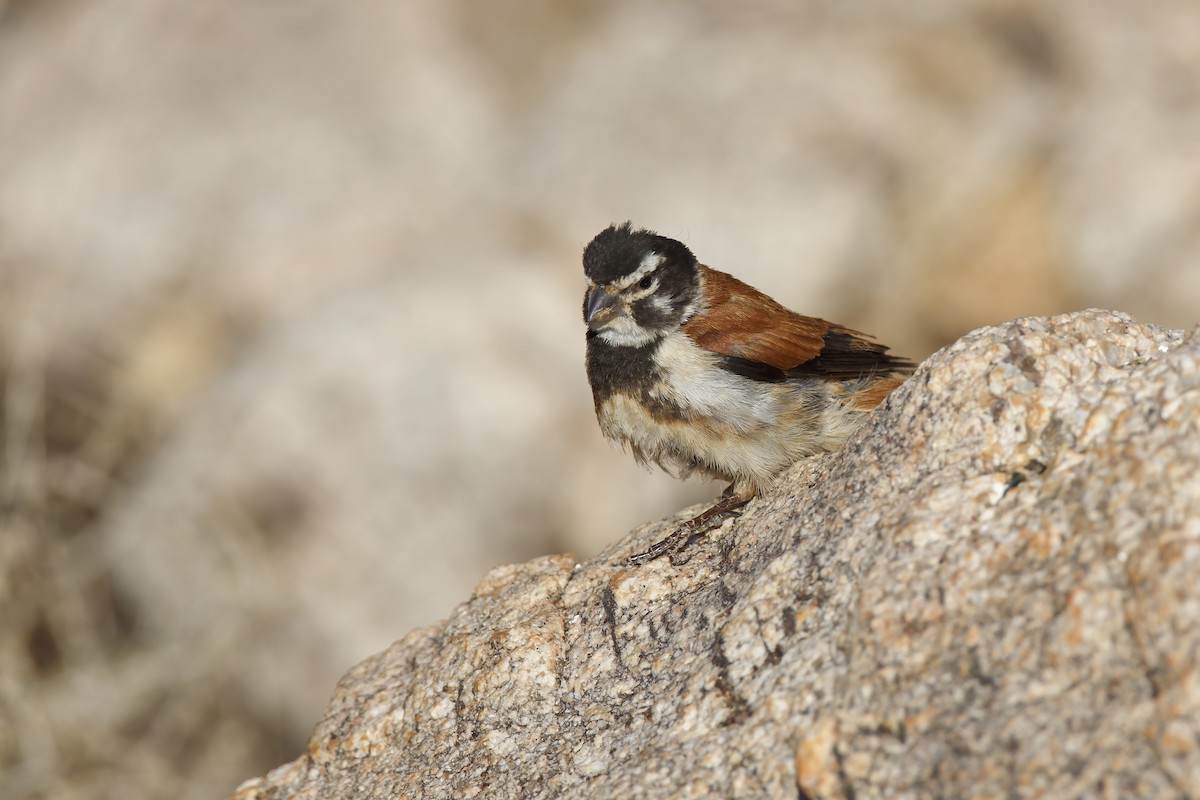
[582,222,913,565]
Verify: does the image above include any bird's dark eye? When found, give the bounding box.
[638,276,654,290]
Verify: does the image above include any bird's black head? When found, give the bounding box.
[582,222,701,346]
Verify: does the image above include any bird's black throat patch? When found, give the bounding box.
[585,335,658,407]
[584,334,689,423]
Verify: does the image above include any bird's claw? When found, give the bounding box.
[627,508,742,566]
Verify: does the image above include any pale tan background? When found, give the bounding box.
[1,1,1197,798]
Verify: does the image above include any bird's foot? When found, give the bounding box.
[627,494,749,566]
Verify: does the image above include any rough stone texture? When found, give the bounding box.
[232,310,1200,799]
[5,2,1200,797]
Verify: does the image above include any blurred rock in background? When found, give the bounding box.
[0,1,1196,798]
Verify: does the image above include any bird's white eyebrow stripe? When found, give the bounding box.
[613,252,664,289]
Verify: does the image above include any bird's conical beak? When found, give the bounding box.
[585,286,617,328]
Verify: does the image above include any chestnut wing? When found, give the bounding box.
[684,266,912,381]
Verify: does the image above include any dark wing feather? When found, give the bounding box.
[784,328,915,379]
[716,355,788,383]
[684,265,913,382]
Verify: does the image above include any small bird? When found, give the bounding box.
[582,222,913,565]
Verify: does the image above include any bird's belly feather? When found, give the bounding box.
[591,333,871,492]
[597,379,851,492]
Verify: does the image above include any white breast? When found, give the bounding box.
[649,333,780,432]
[596,332,863,492]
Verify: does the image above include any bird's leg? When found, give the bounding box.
[627,486,752,566]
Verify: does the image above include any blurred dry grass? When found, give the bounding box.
[1,0,1198,798]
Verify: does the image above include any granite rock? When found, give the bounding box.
[6,2,1200,796]
[233,310,1200,799]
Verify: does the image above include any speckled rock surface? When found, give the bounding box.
[233,310,1200,799]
